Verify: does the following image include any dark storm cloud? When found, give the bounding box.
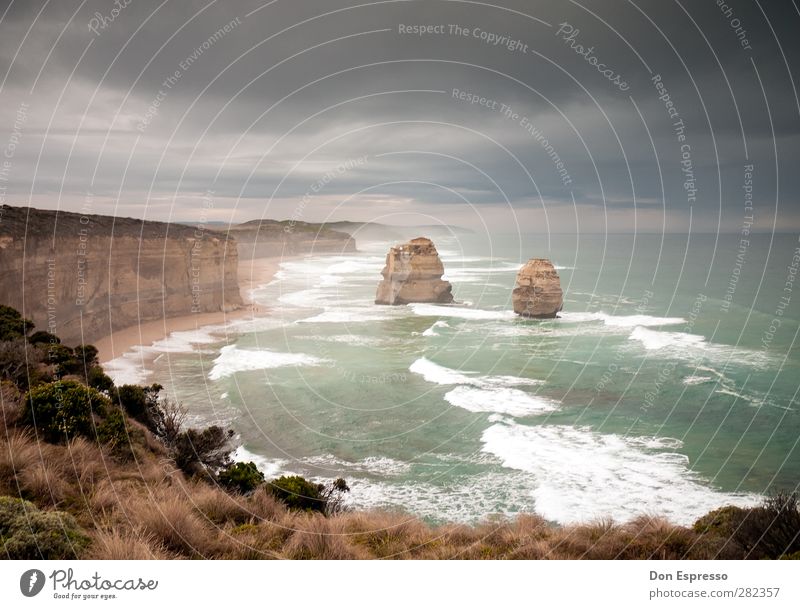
[0,0,798,231]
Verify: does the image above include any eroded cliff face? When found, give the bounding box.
[229,220,355,259]
[0,205,242,344]
[512,258,563,318]
[375,237,454,305]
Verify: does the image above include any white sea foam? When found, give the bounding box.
[102,351,152,385]
[319,274,344,287]
[232,446,286,479]
[628,328,772,371]
[410,357,476,385]
[147,328,220,353]
[558,312,686,327]
[683,375,714,386]
[265,269,286,285]
[302,454,412,476]
[410,357,541,388]
[296,309,395,324]
[208,345,329,380]
[304,334,386,347]
[481,421,760,525]
[410,303,516,321]
[344,470,539,523]
[324,259,381,274]
[445,386,558,416]
[422,320,450,337]
[278,287,330,308]
[101,324,229,385]
[629,326,707,350]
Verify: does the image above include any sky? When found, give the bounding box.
[0,0,798,232]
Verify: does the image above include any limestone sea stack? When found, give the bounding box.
[375,237,454,305]
[512,258,563,318]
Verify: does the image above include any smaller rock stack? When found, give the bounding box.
[512,258,563,318]
[375,237,454,305]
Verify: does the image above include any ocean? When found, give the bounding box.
[106,232,800,526]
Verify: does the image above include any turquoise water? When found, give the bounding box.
[129,233,800,525]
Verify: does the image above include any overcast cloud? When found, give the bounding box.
[0,0,798,231]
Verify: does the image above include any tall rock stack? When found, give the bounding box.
[512,258,563,318]
[375,237,454,305]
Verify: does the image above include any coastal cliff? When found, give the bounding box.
[0,205,242,344]
[375,237,453,305]
[229,219,355,259]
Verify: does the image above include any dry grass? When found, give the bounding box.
[125,490,215,556]
[86,527,170,560]
[283,513,368,560]
[0,407,755,560]
[182,481,254,525]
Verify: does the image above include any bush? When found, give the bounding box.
[218,461,265,494]
[0,305,34,342]
[694,493,800,559]
[156,397,185,444]
[114,383,164,432]
[23,380,108,443]
[321,477,350,516]
[28,331,60,345]
[267,475,326,513]
[87,366,114,393]
[44,343,74,367]
[74,345,99,368]
[96,407,132,458]
[0,339,41,389]
[0,496,88,559]
[171,426,234,478]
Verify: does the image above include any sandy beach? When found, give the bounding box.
[95,257,283,363]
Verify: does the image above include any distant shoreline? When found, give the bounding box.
[95,256,284,365]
